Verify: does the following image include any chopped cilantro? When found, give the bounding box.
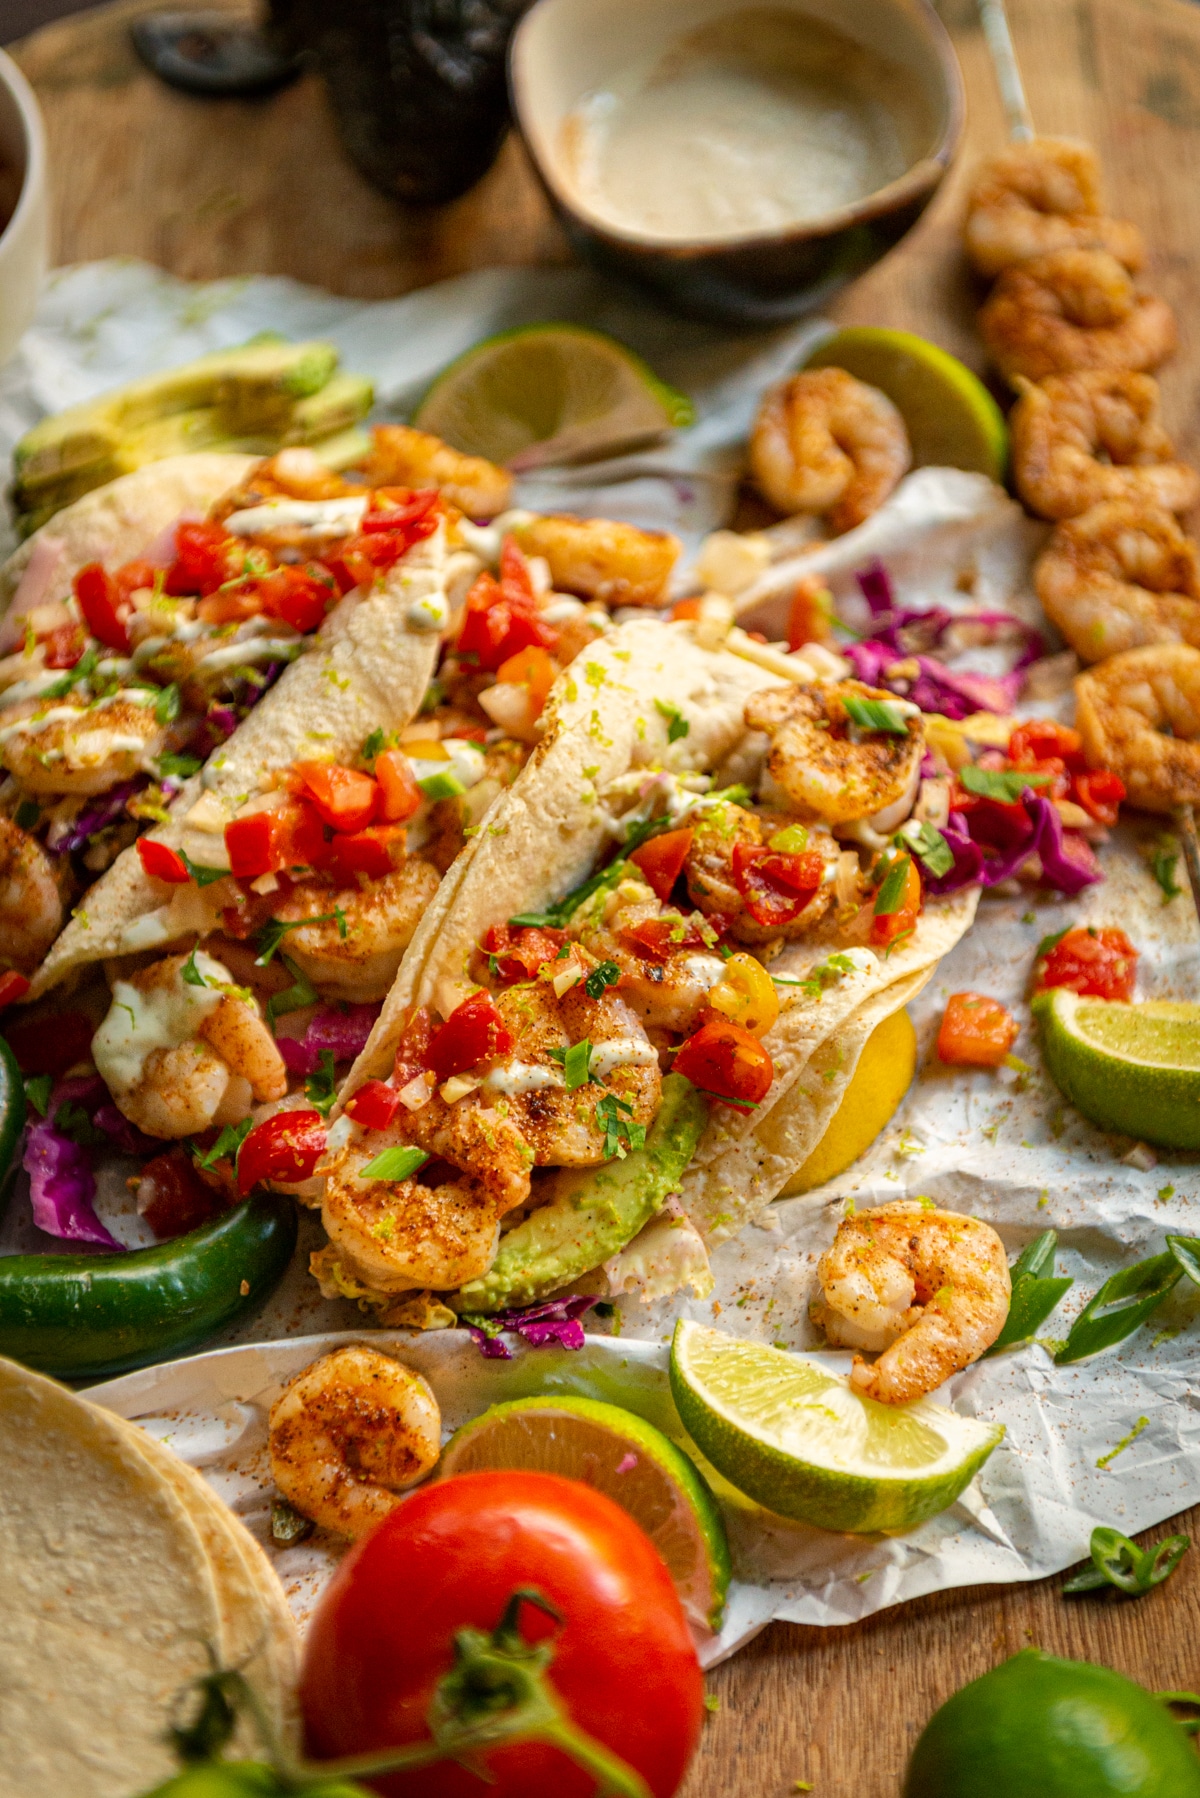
[179,848,228,887]
[596,1091,646,1160]
[585,960,621,999]
[959,764,1050,804]
[1150,833,1183,902]
[23,1074,53,1116]
[654,698,690,743]
[305,1049,339,1117]
[154,683,181,726]
[157,752,203,781]
[43,647,98,699]
[1035,927,1069,959]
[14,798,40,831]
[255,907,346,966]
[196,1116,253,1170]
[266,955,319,1030]
[181,946,207,987]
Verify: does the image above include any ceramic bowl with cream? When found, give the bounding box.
[0,49,48,371]
[510,0,963,323]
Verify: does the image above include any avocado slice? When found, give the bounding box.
[282,372,374,445]
[454,1074,709,1316]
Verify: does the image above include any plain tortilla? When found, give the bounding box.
[0,1358,224,1797]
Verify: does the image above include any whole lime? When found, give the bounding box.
[904,1651,1200,1797]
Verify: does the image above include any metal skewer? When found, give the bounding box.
[1173,806,1200,921]
[977,0,1036,141]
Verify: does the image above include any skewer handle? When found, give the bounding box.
[1175,805,1200,924]
[977,0,1036,142]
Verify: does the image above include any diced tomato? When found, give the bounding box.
[339,489,442,584]
[671,597,703,621]
[871,855,922,947]
[457,540,558,673]
[344,1079,405,1130]
[673,1019,774,1108]
[1036,926,1137,1002]
[374,749,422,823]
[2,1008,93,1075]
[620,913,714,960]
[628,828,695,904]
[495,644,558,715]
[73,562,131,653]
[225,811,282,880]
[426,991,514,1083]
[113,559,159,604]
[732,841,825,929]
[325,823,404,879]
[292,761,380,834]
[1008,719,1087,774]
[257,564,336,635]
[237,1108,327,1196]
[482,923,569,983]
[0,970,30,1011]
[936,992,1019,1068]
[1072,769,1125,826]
[165,521,236,597]
[392,1007,432,1090]
[136,838,191,884]
[786,575,833,650]
[137,1148,222,1239]
[40,622,86,669]
[499,536,536,602]
[197,582,263,626]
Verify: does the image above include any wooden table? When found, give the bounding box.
[13,0,1200,1791]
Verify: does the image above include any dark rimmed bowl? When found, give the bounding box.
[509,0,964,325]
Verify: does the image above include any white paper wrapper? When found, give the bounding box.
[5,261,1200,1663]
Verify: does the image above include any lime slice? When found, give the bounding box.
[805,327,1009,481]
[1036,989,1200,1150]
[413,324,694,469]
[439,1394,730,1630]
[670,1320,1004,1534]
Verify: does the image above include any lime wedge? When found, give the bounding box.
[1036,989,1200,1150]
[413,324,694,469]
[805,327,1008,481]
[670,1320,1003,1534]
[439,1394,730,1630]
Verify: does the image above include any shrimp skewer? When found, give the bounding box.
[749,369,911,534]
[1011,373,1199,521]
[1034,501,1200,663]
[1075,644,1200,813]
[811,1200,1011,1405]
[978,249,1176,386]
[964,137,1145,278]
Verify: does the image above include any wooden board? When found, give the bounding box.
[12,1,1200,1791]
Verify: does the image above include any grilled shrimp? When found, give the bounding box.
[1035,501,1200,662]
[0,694,168,796]
[509,514,681,608]
[575,889,728,1033]
[744,682,924,828]
[0,815,66,974]
[359,424,513,520]
[1011,373,1200,521]
[1075,644,1200,812]
[92,950,287,1138]
[683,804,840,944]
[749,368,911,533]
[978,249,1176,386]
[268,1345,441,1539]
[266,858,443,1005]
[811,1200,1011,1405]
[963,136,1145,277]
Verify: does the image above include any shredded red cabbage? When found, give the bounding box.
[464,1294,598,1359]
[856,559,896,615]
[930,793,1101,896]
[47,778,148,855]
[22,1077,123,1249]
[95,1102,158,1158]
[277,1003,381,1075]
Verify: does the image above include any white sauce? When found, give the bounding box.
[92,950,228,1092]
[560,9,919,243]
[223,497,368,539]
[679,953,727,991]
[589,1038,660,1079]
[482,1061,564,1097]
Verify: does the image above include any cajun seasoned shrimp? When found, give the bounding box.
[978,249,1176,386]
[359,424,513,520]
[92,949,287,1138]
[1035,501,1200,662]
[749,368,911,533]
[683,803,841,944]
[268,1345,441,1539]
[964,137,1144,278]
[265,859,443,1005]
[0,815,66,974]
[744,682,924,829]
[810,1200,1011,1405]
[509,514,681,608]
[571,879,728,1033]
[0,694,168,796]
[1011,373,1200,521]
[1075,644,1200,812]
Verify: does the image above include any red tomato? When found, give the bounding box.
[786,575,833,650]
[258,564,336,634]
[237,1109,327,1196]
[937,993,1018,1068]
[3,1008,93,1074]
[0,970,30,1011]
[620,914,714,960]
[871,856,922,948]
[341,490,442,584]
[731,842,824,929]
[495,644,559,715]
[628,828,694,903]
[326,823,404,879]
[136,1148,222,1239]
[293,761,381,834]
[113,559,159,603]
[1073,769,1125,826]
[197,582,263,626]
[1008,755,1071,802]
[1036,926,1137,1001]
[225,811,281,880]
[136,838,191,884]
[344,1079,404,1130]
[482,923,568,983]
[671,597,703,622]
[426,991,514,1082]
[457,547,558,672]
[374,749,422,823]
[1008,719,1086,774]
[300,1471,704,1798]
[40,622,86,669]
[165,520,235,596]
[673,1019,774,1108]
[73,563,131,653]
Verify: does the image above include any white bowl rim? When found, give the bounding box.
[0,47,47,258]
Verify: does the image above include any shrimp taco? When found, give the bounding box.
[314,616,978,1321]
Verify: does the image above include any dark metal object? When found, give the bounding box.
[268,0,533,204]
[130,11,301,98]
